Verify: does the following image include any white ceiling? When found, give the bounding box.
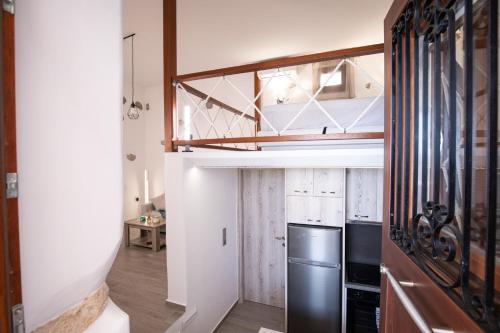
[123,0,163,87]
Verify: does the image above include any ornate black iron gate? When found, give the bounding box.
[389,0,499,330]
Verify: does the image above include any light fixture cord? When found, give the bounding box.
[131,35,135,103]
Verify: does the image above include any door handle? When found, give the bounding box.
[275,236,285,241]
[380,265,454,333]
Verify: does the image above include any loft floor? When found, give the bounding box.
[106,243,183,332]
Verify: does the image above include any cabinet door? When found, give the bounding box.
[313,168,344,197]
[309,197,343,227]
[286,169,313,196]
[287,196,308,224]
[346,168,383,222]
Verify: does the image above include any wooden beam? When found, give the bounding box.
[254,72,261,132]
[174,132,384,145]
[179,83,256,121]
[163,0,176,152]
[176,43,384,82]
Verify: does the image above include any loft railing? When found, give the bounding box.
[167,43,386,151]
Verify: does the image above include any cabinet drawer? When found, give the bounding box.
[313,168,344,197]
[286,169,313,196]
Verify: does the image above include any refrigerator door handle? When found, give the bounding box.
[288,257,341,269]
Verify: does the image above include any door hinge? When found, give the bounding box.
[12,304,25,333]
[3,0,14,14]
[6,172,18,199]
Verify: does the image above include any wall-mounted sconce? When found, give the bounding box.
[126,153,137,161]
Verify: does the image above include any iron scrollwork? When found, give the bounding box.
[389,0,499,330]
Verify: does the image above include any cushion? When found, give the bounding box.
[150,193,165,211]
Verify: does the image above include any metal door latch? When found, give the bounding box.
[12,304,25,333]
[3,0,14,14]
[6,172,18,198]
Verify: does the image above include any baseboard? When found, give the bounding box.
[211,298,239,333]
[166,298,187,311]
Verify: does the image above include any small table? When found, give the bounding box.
[124,218,166,251]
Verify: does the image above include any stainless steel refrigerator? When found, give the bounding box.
[287,224,342,333]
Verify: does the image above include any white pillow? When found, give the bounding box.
[151,193,165,211]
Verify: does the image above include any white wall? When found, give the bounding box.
[165,156,239,332]
[15,0,123,330]
[177,0,392,75]
[144,85,165,198]
[123,83,146,220]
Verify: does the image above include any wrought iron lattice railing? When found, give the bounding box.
[389,0,499,330]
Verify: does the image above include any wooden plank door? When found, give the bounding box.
[242,169,286,308]
[0,3,22,333]
[381,0,498,332]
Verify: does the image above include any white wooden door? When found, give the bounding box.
[286,168,313,196]
[313,168,344,197]
[242,169,286,308]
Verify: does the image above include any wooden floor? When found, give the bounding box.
[215,301,285,333]
[106,243,184,333]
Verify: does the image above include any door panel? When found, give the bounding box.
[242,169,286,308]
[287,262,341,333]
[382,0,497,332]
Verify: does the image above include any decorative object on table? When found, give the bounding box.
[123,218,166,251]
[139,216,146,223]
[123,33,143,120]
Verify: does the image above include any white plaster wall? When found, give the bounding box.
[123,82,146,220]
[144,84,165,198]
[183,166,239,333]
[164,155,239,332]
[15,0,123,330]
[165,155,188,306]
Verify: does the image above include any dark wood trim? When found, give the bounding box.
[254,72,262,151]
[253,72,261,132]
[174,132,384,145]
[0,9,21,333]
[163,0,176,152]
[186,144,255,152]
[179,83,256,121]
[176,43,384,82]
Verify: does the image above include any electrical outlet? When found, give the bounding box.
[222,228,227,246]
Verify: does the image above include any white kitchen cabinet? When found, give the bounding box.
[286,169,313,196]
[346,168,383,222]
[287,196,343,227]
[311,197,343,227]
[286,196,308,224]
[313,169,344,197]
